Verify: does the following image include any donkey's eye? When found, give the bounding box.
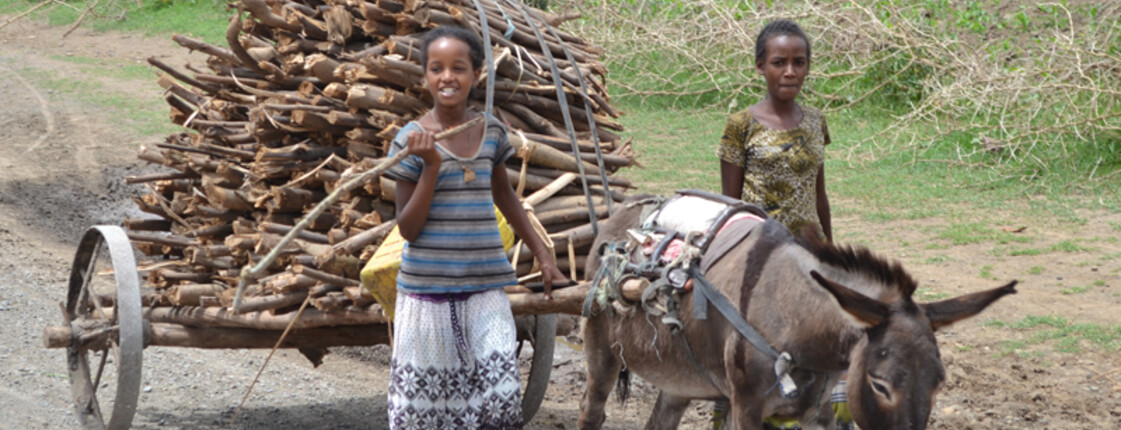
[869,377,893,401]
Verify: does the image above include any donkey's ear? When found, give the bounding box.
[923,281,1017,331]
[810,270,889,328]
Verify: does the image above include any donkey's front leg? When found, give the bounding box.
[797,372,842,430]
[643,391,692,430]
[724,342,767,430]
[578,316,623,430]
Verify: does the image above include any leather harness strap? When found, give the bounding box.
[689,264,781,361]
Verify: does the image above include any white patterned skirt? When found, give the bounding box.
[388,288,523,429]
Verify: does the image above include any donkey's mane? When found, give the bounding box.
[801,230,918,298]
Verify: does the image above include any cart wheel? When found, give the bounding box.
[65,226,144,430]
[521,313,556,423]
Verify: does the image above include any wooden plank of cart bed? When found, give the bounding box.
[44,323,390,349]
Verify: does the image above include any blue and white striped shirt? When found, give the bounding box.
[384,114,517,294]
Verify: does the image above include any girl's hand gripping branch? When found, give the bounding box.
[407,129,441,169]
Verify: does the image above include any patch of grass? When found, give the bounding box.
[862,210,902,223]
[979,264,994,280]
[916,288,951,301]
[25,65,177,139]
[29,0,230,44]
[932,221,1035,245]
[1009,247,1044,256]
[923,242,949,251]
[984,318,1008,328]
[990,315,1121,355]
[616,100,726,195]
[1049,240,1093,253]
[49,55,154,81]
[1109,221,1121,233]
[936,221,1037,246]
[940,222,997,245]
[924,255,951,264]
[1003,234,1034,244]
[1028,266,1045,275]
[1013,313,1071,326]
[1060,285,1092,295]
[1002,343,1045,358]
[999,237,1085,257]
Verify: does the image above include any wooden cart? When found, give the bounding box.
[40,0,631,425]
[42,225,595,430]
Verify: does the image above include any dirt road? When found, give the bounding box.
[1,17,1118,430]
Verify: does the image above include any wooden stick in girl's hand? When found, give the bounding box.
[231,115,485,313]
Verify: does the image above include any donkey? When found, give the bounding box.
[578,197,1016,430]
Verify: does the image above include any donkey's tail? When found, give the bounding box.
[614,367,631,404]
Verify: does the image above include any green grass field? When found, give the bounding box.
[1,0,229,43]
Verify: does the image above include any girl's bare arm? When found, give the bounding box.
[815,164,832,242]
[720,159,745,200]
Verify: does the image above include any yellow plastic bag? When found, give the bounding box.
[361,206,515,321]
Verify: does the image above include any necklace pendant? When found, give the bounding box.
[462,165,476,182]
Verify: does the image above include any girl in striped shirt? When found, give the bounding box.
[383,26,567,430]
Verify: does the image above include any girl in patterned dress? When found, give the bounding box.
[714,20,850,430]
[383,26,567,430]
[718,19,832,242]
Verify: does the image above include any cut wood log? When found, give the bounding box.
[125,218,174,232]
[292,265,362,287]
[265,272,319,293]
[343,286,376,307]
[143,304,388,329]
[148,57,222,94]
[173,34,240,66]
[506,279,645,316]
[508,132,602,175]
[327,218,396,257]
[43,322,392,349]
[169,283,228,306]
[344,83,427,115]
[259,221,330,244]
[535,204,609,226]
[523,165,632,188]
[237,290,309,313]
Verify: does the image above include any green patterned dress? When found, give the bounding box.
[716,106,830,237]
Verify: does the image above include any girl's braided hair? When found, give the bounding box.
[754,19,811,64]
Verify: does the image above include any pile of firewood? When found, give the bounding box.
[124,0,632,320]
